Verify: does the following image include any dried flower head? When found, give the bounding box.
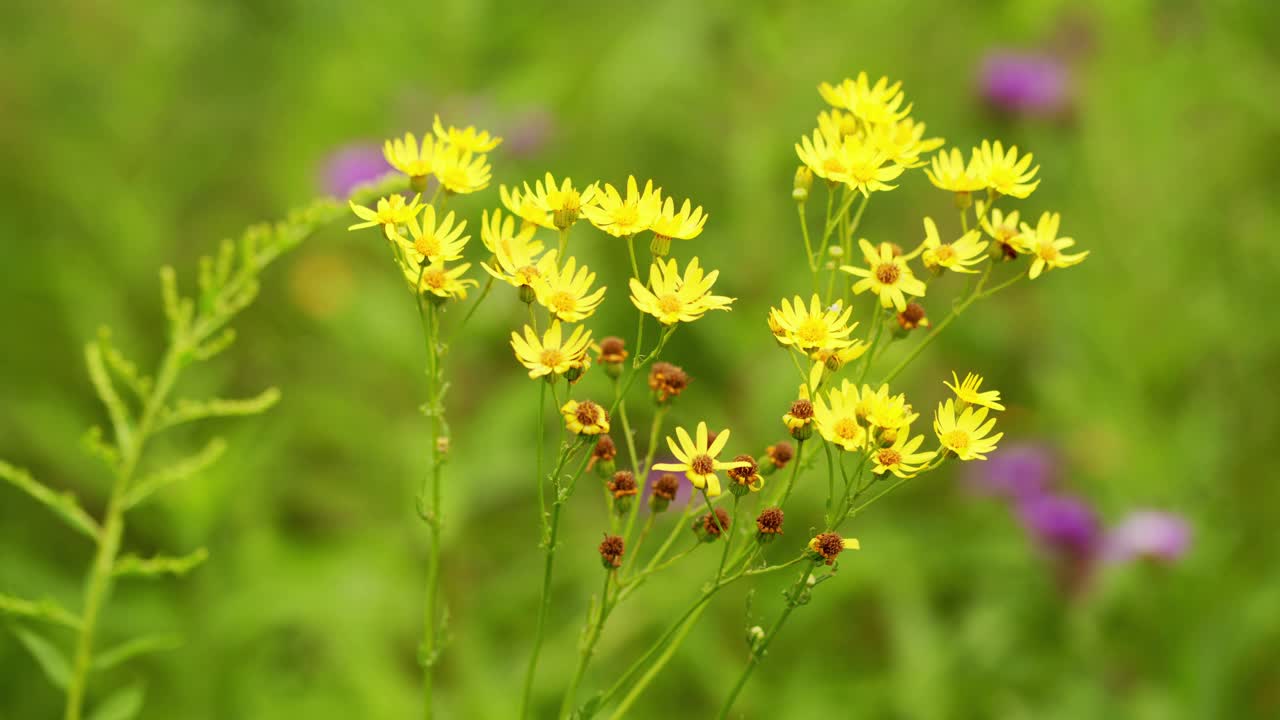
[588,435,618,474]
[727,454,764,493]
[897,302,929,331]
[756,507,785,538]
[765,442,795,471]
[597,336,628,364]
[694,507,732,542]
[598,534,625,569]
[607,471,638,500]
[648,362,690,403]
[808,531,860,565]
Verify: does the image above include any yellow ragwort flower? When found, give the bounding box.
[348,194,423,240]
[433,145,491,195]
[921,217,988,274]
[980,207,1025,258]
[796,129,850,185]
[819,72,913,126]
[393,204,470,265]
[870,431,936,478]
[871,118,944,169]
[649,197,708,255]
[813,380,869,452]
[534,256,606,323]
[403,258,477,301]
[500,183,555,230]
[944,371,1005,411]
[561,399,610,436]
[934,399,1003,461]
[924,148,986,194]
[629,257,734,325]
[510,320,592,379]
[479,209,554,289]
[525,173,599,230]
[652,422,749,498]
[974,140,1040,198]
[817,108,861,142]
[1015,212,1088,279]
[842,239,927,311]
[840,138,905,197]
[383,133,436,183]
[432,114,502,154]
[768,295,859,353]
[581,175,662,237]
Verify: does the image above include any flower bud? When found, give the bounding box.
[598,534,625,569]
[650,473,680,512]
[755,507,784,543]
[693,507,731,543]
[793,166,814,203]
[553,206,579,231]
[607,471,638,516]
[518,284,537,304]
[589,435,618,478]
[762,442,794,475]
[953,190,973,210]
[648,362,690,404]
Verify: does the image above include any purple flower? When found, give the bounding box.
[966,442,1054,500]
[979,51,1070,116]
[1016,493,1099,554]
[1102,510,1191,564]
[320,143,392,197]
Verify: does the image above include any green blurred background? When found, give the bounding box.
[3,0,1279,717]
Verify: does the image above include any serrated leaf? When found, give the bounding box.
[12,626,71,690]
[87,682,145,720]
[0,460,100,540]
[156,388,280,431]
[113,548,208,580]
[123,439,226,510]
[94,634,181,672]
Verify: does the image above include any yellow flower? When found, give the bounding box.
[581,176,662,237]
[842,239,927,311]
[534,256,606,322]
[819,72,913,125]
[870,118,944,169]
[433,145,491,195]
[393,204,470,265]
[651,422,749,498]
[768,295,859,353]
[934,399,1002,461]
[403,259,477,301]
[871,432,936,478]
[649,197,708,253]
[920,217,988,274]
[348,194,423,240]
[432,114,502,154]
[979,207,1025,257]
[810,343,868,371]
[944,371,1005,412]
[382,133,436,182]
[813,381,868,452]
[479,210,553,289]
[924,148,986,193]
[500,183,555,230]
[525,173,599,230]
[629,257,734,325]
[817,108,861,142]
[865,389,917,432]
[796,129,851,185]
[973,140,1040,198]
[840,138,905,197]
[561,399,610,436]
[510,320,593,379]
[1016,212,1088,279]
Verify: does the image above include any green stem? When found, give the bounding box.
[626,235,641,279]
[715,566,813,720]
[776,439,807,507]
[797,203,819,288]
[606,602,708,720]
[418,301,446,720]
[560,570,614,719]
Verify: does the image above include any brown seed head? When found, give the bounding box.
[874,262,902,285]
[756,507,785,535]
[608,471,638,499]
[696,508,732,538]
[788,399,815,420]
[689,454,715,476]
[598,534,625,568]
[648,362,690,403]
[766,442,795,469]
[598,336,628,364]
[727,454,760,485]
[897,302,928,330]
[575,401,603,427]
[814,531,847,565]
[652,473,680,501]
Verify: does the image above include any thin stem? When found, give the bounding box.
[626,235,641,279]
[715,566,813,720]
[776,439,807,507]
[419,301,445,720]
[560,570,614,719]
[606,602,709,720]
[536,382,548,534]
[797,203,819,288]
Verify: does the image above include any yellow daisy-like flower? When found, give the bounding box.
[795,129,850,185]
[433,145,491,195]
[866,389,918,432]
[817,108,861,142]
[629,257,734,325]
[403,258,477,301]
[581,176,662,237]
[819,72,913,126]
[934,399,1003,461]
[841,239,927,311]
[1015,212,1088,280]
[393,204,470,265]
[649,197,708,255]
[920,217,988,274]
[382,133,436,182]
[768,295,859,353]
[525,173,599,230]
[561,399,610,436]
[479,210,553,289]
[840,138,905,197]
[500,183,555,230]
[651,422,749,498]
[973,140,1040,198]
[348,194,423,240]
[944,371,1005,412]
[432,114,502,154]
[924,148,986,194]
[979,207,1025,258]
[871,118,944,169]
[813,381,869,452]
[870,432,936,479]
[510,320,592,380]
[534,256,606,323]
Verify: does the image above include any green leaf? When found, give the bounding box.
[0,460,100,540]
[122,439,227,510]
[0,593,82,630]
[87,682,145,720]
[113,548,209,580]
[155,388,281,431]
[12,626,71,690]
[96,328,151,401]
[85,341,135,455]
[94,634,182,672]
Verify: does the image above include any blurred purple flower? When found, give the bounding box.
[504,108,556,159]
[1103,510,1191,564]
[979,51,1070,116]
[1016,493,1099,555]
[320,143,391,197]
[966,443,1054,500]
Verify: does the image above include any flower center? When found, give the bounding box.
[441,167,469,190]
[690,454,715,475]
[415,235,441,258]
[657,293,683,315]
[934,245,956,263]
[575,402,601,426]
[1037,244,1059,263]
[539,348,564,369]
[834,418,864,443]
[822,157,845,175]
[549,291,577,314]
[788,399,814,420]
[875,449,901,467]
[422,268,447,290]
[874,263,901,284]
[796,317,828,345]
[516,265,541,285]
[943,430,970,451]
[611,203,639,228]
